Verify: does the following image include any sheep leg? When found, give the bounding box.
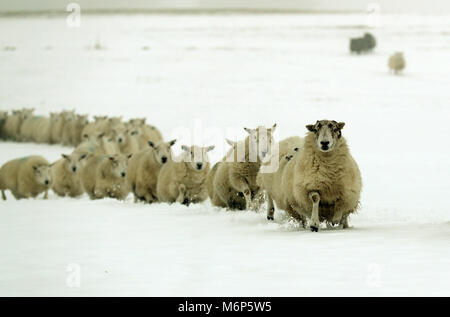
[43,190,48,200]
[309,192,321,232]
[340,214,349,229]
[1,190,6,201]
[176,184,186,204]
[267,194,275,220]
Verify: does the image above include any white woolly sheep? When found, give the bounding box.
[282,120,362,231]
[388,52,406,74]
[62,114,89,146]
[80,154,131,200]
[157,145,214,205]
[127,139,176,203]
[111,125,140,155]
[51,111,75,144]
[51,153,87,197]
[127,118,163,149]
[257,136,304,220]
[0,155,52,200]
[20,115,51,143]
[211,124,276,210]
[3,108,34,141]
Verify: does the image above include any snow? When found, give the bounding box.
[0,13,449,296]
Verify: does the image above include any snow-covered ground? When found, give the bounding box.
[0,13,449,296]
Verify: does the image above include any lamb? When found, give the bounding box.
[157,145,214,205]
[0,155,52,200]
[388,52,406,74]
[3,108,34,141]
[257,136,304,220]
[211,124,276,210]
[127,139,176,203]
[0,111,8,139]
[281,120,362,232]
[111,125,140,155]
[80,154,131,200]
[51,153,87,197]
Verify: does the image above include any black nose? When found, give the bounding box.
[161,157,167,163]
[196,163,202,170]
[320,141,330,148]
[72,167,77,172]
[118,138,123,143]
[121,172,126,178]
[45,180,49,185]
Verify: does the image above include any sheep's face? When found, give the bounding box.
[149,140,176,165]
[244,124,276,160]
[21,108,35,121]
[108,154,131,179]
[128,118,146,127]
[77,115,89,126]
[112,127,129,145]
[61,154,83,173]
[33,164,52,187]
[181,145,215,171]
[306,120,345,153]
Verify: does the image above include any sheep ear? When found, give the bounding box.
[306,124,316,132]
[272,123,277,132]
[148,141,155,148]
[226,139,235,147]
[168,139,177,147]
[61,154,70,160]
[337,122,345,130]
[181,145,190,152]
[206,145,215,152]
[127,154,133,159]
[244,127,253,134]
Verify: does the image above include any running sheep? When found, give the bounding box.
[157,145,214,205]
[209,124,276,210]
[0,155,52,200]
[80,154,131,200]
[51,153,87,198]
[388,52,406,74]
[3,108,34,141]
[281,120,362,231]
[257,136,304,221]
[127,139,176,203]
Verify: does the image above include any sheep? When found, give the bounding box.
[281,120,362,232]
[80,154,131,200]
[111,125,140,155]
[257,136,304,220]
[127,139,176,203]
[51,111,75,144]
[3,108,34,141]
[0,155,52,200]
[127,118,163,149]
[78,132,119,155]
[157,145,214,205]
[51,153,87,197]
[388,52,406,74]
[0,111,8,139]
[211,124,276,211]
[62,114,89,146]
[349,33,376,54]
[20,115,51,143]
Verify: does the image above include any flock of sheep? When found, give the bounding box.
[350,32,406,74]
[0,109,362,231]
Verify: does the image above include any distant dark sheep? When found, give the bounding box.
[350,33,377,54]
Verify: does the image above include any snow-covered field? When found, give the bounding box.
[0,13,449,296]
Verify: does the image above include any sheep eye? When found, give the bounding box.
[328,124,333,128]
[317,124,322,129]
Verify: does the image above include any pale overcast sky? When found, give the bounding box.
[0,0,449,14]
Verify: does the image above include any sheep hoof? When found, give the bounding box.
[310,225,319,232]
[267,215,274,221]
[182,198,189,205]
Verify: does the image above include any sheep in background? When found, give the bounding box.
[0,111,8,139]
[80,154,131,200]
[111,125,140,155]
[20,115,52,144]
[257,136,304,220]
[157,145,214,205]
[127,139,176,203]
[211,124,276,210]
[127,118,163,149]
[283,120,362,231]
[388,52,406,74]
[62,114,89,146]
[0,155,52,200]
[51,153,87,198]
[3,108,34,141]
[51,111,75,144]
